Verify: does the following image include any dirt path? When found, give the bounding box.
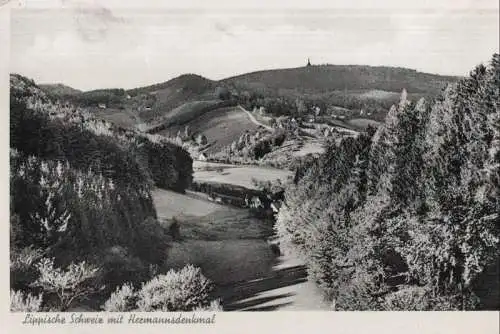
[238,105,274,131]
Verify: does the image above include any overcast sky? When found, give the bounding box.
[9,0,499,90]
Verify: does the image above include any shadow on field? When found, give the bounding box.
[213,264,308,311]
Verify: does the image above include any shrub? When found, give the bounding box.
[133,217,171,266]
[381,285,479,311]
[103,265,219,312]
[32,258,100,311]
[99,246,151,294]
[102,283,137,312]
[10,290,43,312]
[10,246,43,291]
[193,299,223,312]
[136,265,213,311]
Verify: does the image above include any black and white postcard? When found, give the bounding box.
[2,0,499,333]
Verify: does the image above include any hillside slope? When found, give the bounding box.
[128,74,220,123]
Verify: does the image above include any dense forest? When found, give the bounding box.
[10,74,220,312]
[276,54,500,310]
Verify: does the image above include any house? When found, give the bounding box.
[98,103,106,109]
[198,152,208,161]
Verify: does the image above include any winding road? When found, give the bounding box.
[238,106,274,131]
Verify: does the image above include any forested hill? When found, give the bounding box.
[223,64,459,94]
[10,74,193,304]
[39,83,82,97]
[276,54,499,310]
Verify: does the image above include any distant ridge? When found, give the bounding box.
[39,83,82,96]
[222,64,460,94]
[36,64,459,98]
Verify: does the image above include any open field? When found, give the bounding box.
[152,189,271,240]
[146,100,226,132]
[153,188,220,219]
[193,161,293,189]
[292,141,324,157]
[90,107,142,129]
[354,89,401,100]
[153,188,274,285]
[346,118,382,130]
[165,240,275,285]
[158,106,262,154]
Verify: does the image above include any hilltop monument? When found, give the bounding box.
[306,58,311,66]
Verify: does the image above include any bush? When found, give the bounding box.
[32,258,100,311]
[136,265,213,311]
[193,299,223,312]
[10,246,43,291]
[103,265,220,312]
[10,290,43,312]
[102,283,137,312]
[133,217,171,266]
[99,246,152,294]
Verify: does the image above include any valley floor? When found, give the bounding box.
[193,161,294,189]
[153,188,330,311]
